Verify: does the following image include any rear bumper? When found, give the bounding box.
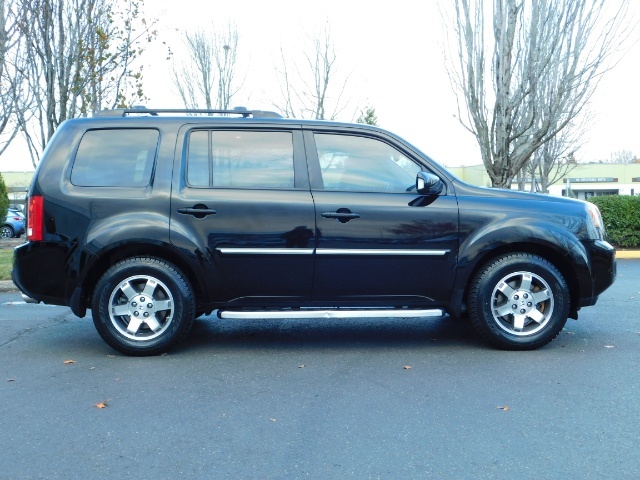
[11,241,73,307]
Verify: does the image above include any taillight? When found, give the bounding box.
[27,195,44,241]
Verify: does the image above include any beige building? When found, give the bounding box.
[2,171,32,209]
[448,162,640,199]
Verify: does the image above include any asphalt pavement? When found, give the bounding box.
[1,259,639,479]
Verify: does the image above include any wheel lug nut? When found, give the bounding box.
[147,303,153,308]
[514,295,519,300]
[131,302,137,307]
[527,302,532,307]
[133,311,139,316]
[140,297,145,302]
[523,293,529,299]
[520,309,526,314]
[143,312,149,317]
[512,304,517,309]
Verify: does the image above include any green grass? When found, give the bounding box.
[0,249,13,281]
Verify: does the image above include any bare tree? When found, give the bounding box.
[608,149,637,164]
[15,0,155,166]
[275,23,349,120]
[530,131,580,193]
[171,24,240,110]
[0,0,30,157]
[515,119,584,192]
[444,0,632,188]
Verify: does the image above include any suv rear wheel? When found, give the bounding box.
[91,257,195,356]
[467,253,569,350]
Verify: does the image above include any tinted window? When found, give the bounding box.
[187,130,210,187]
[186,130,294,188]
[71,129,158,187]
[314,134,420,193]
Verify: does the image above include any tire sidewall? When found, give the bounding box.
[1,225,14,238]
[92,258,194,355]
[469,254,570,349]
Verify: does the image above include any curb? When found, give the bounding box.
[616,251,640,259]
[0,280,17,293]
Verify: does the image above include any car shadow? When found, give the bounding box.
[174,315,485,354]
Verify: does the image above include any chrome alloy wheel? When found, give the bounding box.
[108,275,174,341]
[491,271,554,336]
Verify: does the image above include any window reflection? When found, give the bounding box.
[315,134,420,193]
[71,129,158,187]
[186,130,294,189]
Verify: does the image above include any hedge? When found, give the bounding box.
[588,195,640,248]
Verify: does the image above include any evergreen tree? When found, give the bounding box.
[357,106,378,126]
[0,174,9,218]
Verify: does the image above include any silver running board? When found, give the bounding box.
[218,309,444,320]
[21,293,40,304]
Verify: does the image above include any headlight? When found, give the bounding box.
[585,202,604,240]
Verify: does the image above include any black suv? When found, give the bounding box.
[12,107,616,355]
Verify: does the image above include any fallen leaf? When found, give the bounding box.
[497,406,510,411]
[403,365,413,370]
[95,401,108,409]
[298,365,305,368]
[89,367,96,370]
[63,359,76,364]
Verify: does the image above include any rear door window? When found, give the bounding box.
[186,130,294,189]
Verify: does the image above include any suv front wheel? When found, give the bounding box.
[467,253,570,350]
[91,257,195,356]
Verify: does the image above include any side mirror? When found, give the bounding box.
[416,172,444,195]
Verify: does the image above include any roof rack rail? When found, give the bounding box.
[94,106,283,118]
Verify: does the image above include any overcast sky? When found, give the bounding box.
[142,0,640,168]
[3,0,639,171]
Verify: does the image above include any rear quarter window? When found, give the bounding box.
[70,129,159,187]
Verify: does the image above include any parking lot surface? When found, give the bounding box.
[1,260,639,479]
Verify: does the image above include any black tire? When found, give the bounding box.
[1,225,14,238]
[467,253,570,350]
[91,257,195,356]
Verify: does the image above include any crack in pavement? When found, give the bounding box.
[0,310,77,349]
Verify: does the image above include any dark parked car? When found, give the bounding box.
[2,208,25,238]
[12,107,616,355]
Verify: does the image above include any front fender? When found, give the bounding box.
[448,218,588,318]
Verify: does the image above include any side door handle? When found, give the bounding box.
[177,205,217,219]
[321,208,360,223]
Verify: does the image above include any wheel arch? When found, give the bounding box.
[452,240,582,320]
[78,241,207,315]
